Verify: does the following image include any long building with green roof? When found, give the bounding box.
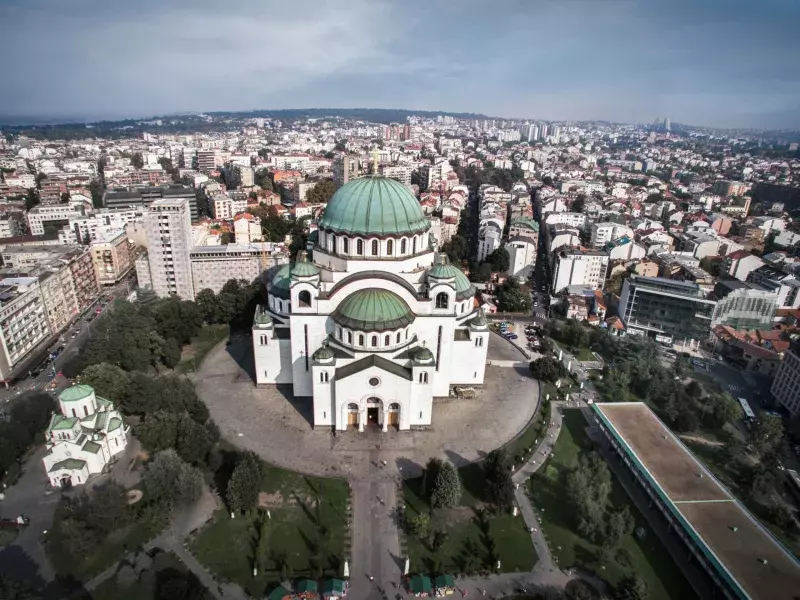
[253,176,490,432]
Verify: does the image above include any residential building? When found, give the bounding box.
[43,385,129,488]
[505,236,537,279]
[590,222,634,247]
[143,198,195,300]
[0,277,51,382]
[90,230,134,286]
[233,213,262,244]
[618,276,716,346]
[332,156,360,188]
[552,249,609,293]
[190,243,288,294]
[58,207,145,244]
[211,193,248,220]
[103,185,198,220]
[380,164,413,186]
[772,348,800,415]
[508,217,539,242]
[477,223,502,263]
[0,213,25,239]
[725,251,764,282]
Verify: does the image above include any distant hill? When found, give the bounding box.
[0,107,490,139]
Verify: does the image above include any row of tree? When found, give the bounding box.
[0,393,55,483]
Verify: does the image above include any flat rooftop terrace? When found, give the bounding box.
[593,402,800,600]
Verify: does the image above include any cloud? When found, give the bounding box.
[0,0,799,128]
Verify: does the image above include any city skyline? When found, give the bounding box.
[1,0,799,130]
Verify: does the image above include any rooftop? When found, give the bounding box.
[593,402,800,600]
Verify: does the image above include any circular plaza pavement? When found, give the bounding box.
[192,333,539,481]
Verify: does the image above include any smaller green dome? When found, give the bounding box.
[253,305,273,326]
[291,252,320,278]
[428,256,476,300]
[60,384,94,403]
[270,264,292,299]
[313,345,335,362]
[332,289,415,332]
[413,346,434,362]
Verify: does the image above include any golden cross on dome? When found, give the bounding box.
[371,148,380,175]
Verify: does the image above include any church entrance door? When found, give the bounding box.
[367,407,379,424]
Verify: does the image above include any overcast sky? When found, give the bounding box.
[1,0,799,129]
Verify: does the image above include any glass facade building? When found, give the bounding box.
[618,276,716,344]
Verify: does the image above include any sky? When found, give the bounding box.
[1,0,799,129]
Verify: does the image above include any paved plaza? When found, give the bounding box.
[193,333,539,481]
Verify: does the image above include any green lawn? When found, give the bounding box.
[190,465,349,597]
[403,467,537,574]
[527,410,697,600]
[175,324,229,373]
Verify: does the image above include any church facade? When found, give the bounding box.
[252,176,489,431]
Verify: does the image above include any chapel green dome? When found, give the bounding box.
[428,257,476,300]
[312,345,335,362]
[413,346,434,362]
[319,176,430,237]
[59,384,94,403]
[332,289,415,332]
[291,253,320,278]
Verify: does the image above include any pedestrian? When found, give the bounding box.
[369,575,374,582]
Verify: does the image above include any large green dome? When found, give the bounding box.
[332,289,415,332]
[319,176,430,237]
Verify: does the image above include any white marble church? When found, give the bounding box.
[252,175,490,431]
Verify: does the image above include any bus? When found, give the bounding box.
[738,397,756,424]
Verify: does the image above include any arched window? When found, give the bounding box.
[320,371,329,383]
[384,334,390,346]
[342,237,350,254]
[400,239,407,254]
[412,237,417,254]
[358,334,365,346]
[436,292,449,309]
[387,239,394,255]
[371,240,379,256]
[405,330,409,340]
[330,234,336,252]
[337,326,342,340]
[357,239,364,255]
[347,331,353,344]
[420,372,428,383]
[371,335,378,347]
[396,331,401,343]
[298,290,311,307]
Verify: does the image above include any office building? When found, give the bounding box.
[144,198,195,300]
[27,202,91,236]
[332,156,360,188]
[190,243,287,294]
[618,276,716,346]
[711,280,778,330]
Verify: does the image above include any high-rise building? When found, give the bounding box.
[144,198,195,300]
[664,117,671,132]
[333,156,361,189]
[772,348,800,416]
[104,185,198,221]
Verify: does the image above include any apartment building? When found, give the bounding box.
[590,222,634,247]
[772,348,800,415]
[189,244,288,294]
[104,185,198,220]
[210,193,248,220]
[544,211,587,230]
[144,198,195,300]
[0,213,25,239]
[91,230,134,286]
[552,249,609,293]
[332,156,360,188]
[505,236,538,279]
[381,164,414,186]
[58,207,145,244]
[0,277,51,381]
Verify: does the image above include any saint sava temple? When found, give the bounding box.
[252,176,490,432]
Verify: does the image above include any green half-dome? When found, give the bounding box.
[428,257,476,300]
[332,289,415,332]
[60,384,94,403]
[270,264,292,299]
[319,176,430,237]
[291,260,320,278]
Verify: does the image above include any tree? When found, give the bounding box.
[442,235,468,264]
[605,271,630,296]
[562,319,589,348]
[80,363,130,405]
[131,152,144,169]
[704,393,741,429]
[565,453,612,543]
[529,356,567,383]
[750,414,784,457]
[615,574,648,600]
[572,194,587,214]
[226,451,265,513]
[685,380,702,399]
[306,179,337,204]
[486,248,510,273]
[25,188,40,211]
[406,513,429,538]
[430,461,462,508]
[483,449,515,509]
[195,288,218,323]
[142,450,203,512]
[496,277,531,313]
